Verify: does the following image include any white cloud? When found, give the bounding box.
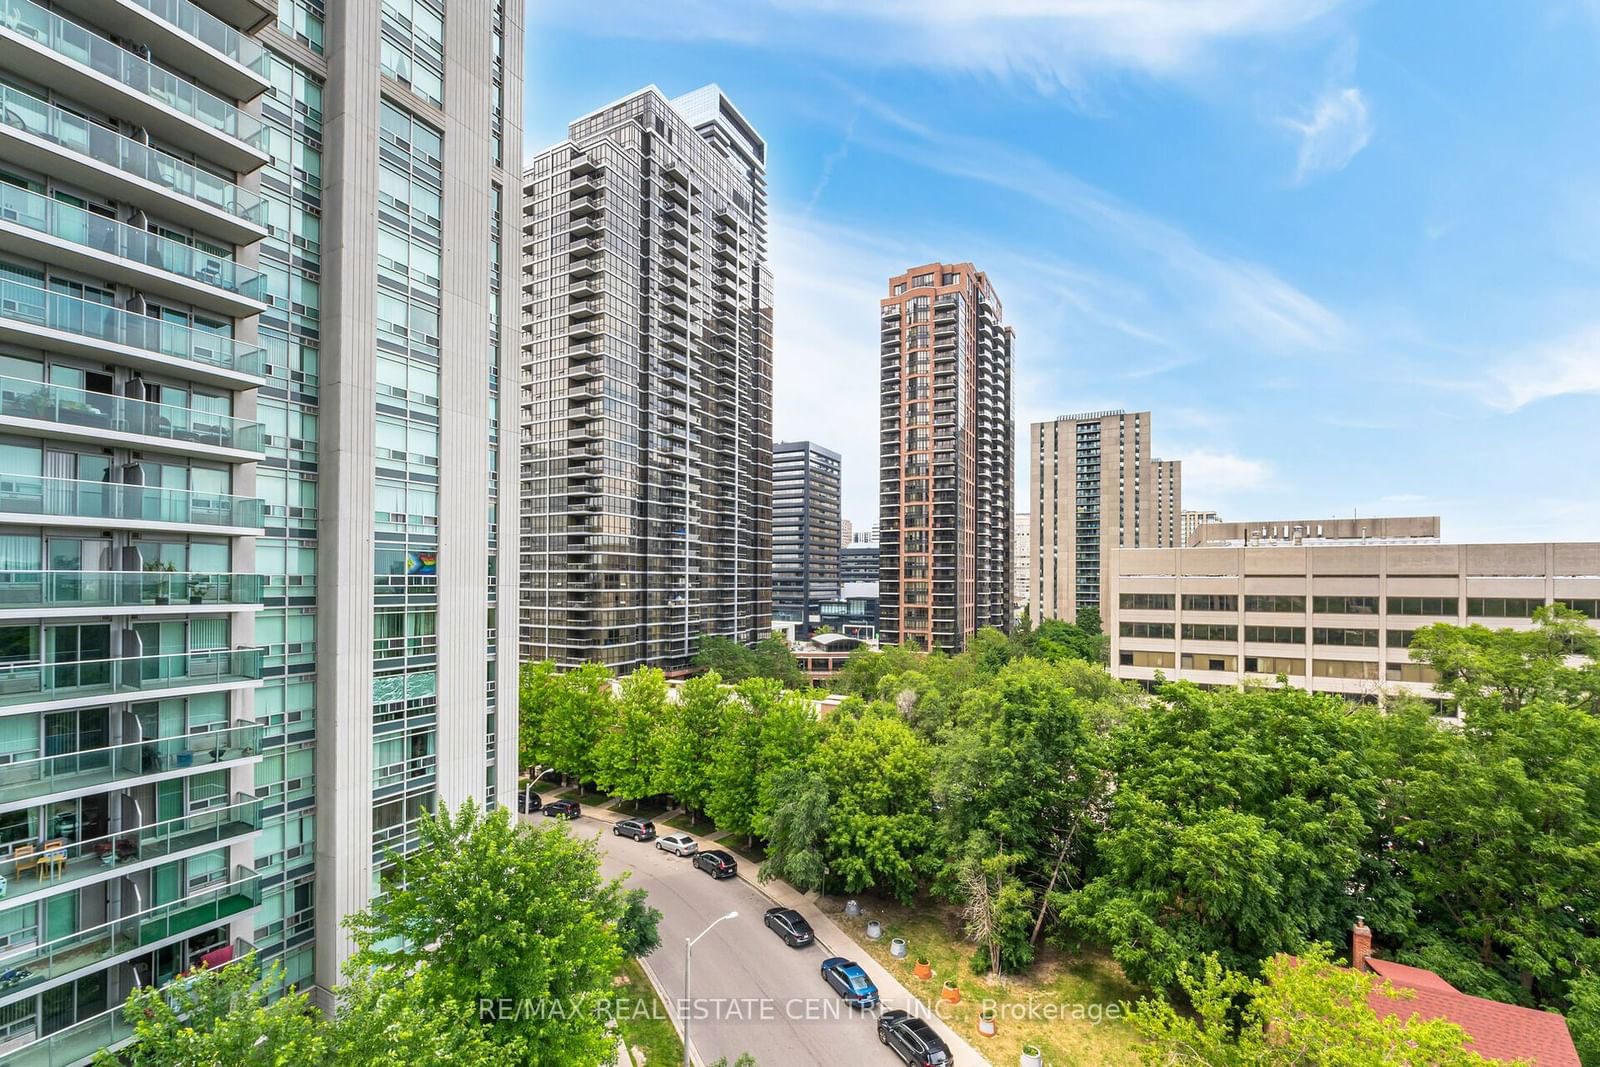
[532,1,1352,94]
[1483,322,1600,410]
[1175,450,1275,495]
[1284,86,1372,182]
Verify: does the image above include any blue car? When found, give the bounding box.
[820,956,879,1008]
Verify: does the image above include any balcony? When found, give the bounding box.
[0,0,267,172]
[0,794,260,908]
[0,377,264,461]
[0,866,259,1002]
[0,84,265,244]
[52,0,268,101]
[0,570,263,617]
[0,475,265,534]
[0,184,266,315]
[0,654,263,714]
[0,278,264,386]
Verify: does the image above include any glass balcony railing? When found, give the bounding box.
[0,84,263,225]
[0,937,255,1067]
[0,569,263,612]
[0,474,265,530]
[0,867,259,998]
[0,278,263,377]
[127,0,266,73]
[0,794,261,906]
[0,185,265,301]
[0,377,263,454]
[0,0,264,147]
[0,652,264,710]
[0,722,261,802]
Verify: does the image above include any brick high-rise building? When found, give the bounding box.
[878,263,1013,651]
[520,85,773,670]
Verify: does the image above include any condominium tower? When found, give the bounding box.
[879,263,1013,651]
[1030,410,1180,623]
[1181,509,1221,547]
[520,85,773,670]
[773,441,841,635]
[1014,512,1031,620]
[0,0,520,1053]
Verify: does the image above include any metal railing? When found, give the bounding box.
[0,376,263,452]
[0,569,263,611]
[125,0,266,73]
[0,474,265,529]
[0,653,264,710]
[0,83,263,224]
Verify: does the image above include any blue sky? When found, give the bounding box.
[525,1,1600,541]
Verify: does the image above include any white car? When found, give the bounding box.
[655,833,697,857]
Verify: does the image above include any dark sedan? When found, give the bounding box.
[763,906,814,948]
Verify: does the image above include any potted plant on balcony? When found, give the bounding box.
[187,577,208,604]
[144,560,176,604]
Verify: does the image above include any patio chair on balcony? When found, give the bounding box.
[12,845,37,881]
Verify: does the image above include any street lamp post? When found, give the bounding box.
[682,910,738,1067]
[521,765,560,816]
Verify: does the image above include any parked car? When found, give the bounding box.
[517,789,541,813]
[655,833,697,857]
[693,849,738,879]
[613,818,656,841]
[763,907,815,948]
[877,1009,951,1066]
[820,956,879,1008]
[542,799,581,819]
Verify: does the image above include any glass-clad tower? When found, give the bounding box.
[0,0,521,1057]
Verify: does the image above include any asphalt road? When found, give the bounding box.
[530,810,916,1067]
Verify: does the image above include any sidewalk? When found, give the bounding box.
[548,800,990,1067]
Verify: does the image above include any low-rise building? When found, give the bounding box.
[1108,540,1600,707]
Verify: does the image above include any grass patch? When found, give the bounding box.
[718,836,768,864]
[663,812,714,834]
[612,957,682,1066]
[611,796,674,821]
[557,786,612,806]
[835,899,1145,1067]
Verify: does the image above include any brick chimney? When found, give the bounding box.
[1351,916,1373,971]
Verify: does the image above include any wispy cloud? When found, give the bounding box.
[1176,449,1275,495]
[532,0,1353,96]
[1284,86,1373,182]
[1483,322,1600,410]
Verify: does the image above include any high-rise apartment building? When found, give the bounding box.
[772,441,841,634]
[840,518,854,548]
[878,262,1013,652]
[841,542,881,584]
[1030,410,1180,623]
[1014,511,1032,619]
[520,85,773,670]
[1181,509,1220,547]
[0,0,520,1050]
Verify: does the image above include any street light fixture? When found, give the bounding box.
[521,765,561,816]
[683,910,738,1067]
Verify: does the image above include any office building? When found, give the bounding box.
[519,85,773,671]
[1107,536,1600,709]
[772,441,841,635]
[840,518,853,547]
[878,262,1013,652]
[1014,511,1031,620]
[1030,409,1180,624]
[1181,509,1220,547]
[1193,515,1440,547]
[841,542,880,585]
[0,0,521,1051]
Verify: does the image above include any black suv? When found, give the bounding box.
[877,1009,951,1066]
[613,818,655,841]
[763,907,814,948]
[516,789,541,814]
[541,799,581,819]
[693,849,738,879]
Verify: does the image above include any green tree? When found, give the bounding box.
[1566,973,1600,1066]
[517,659,561,775]
[704,679,819,842]
[96,954,326,1067]
[658,671,730,816]
[759,762,830,892]
[595,667,667,803]
[1409,604,1600,716]
[613,886,663,959]
[346,799,626,1065]
[1127,947,1509,1066]
[1074,605,1102,636]
[534,662,613,787]
[834,642,927,699]
[694,634,807,688]
[329,963,519,1066]
[1056,683,1382,990]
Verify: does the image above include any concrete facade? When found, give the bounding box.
[772,441,841,635]
[1014,510,1031,620]
[1108,540,1600,706]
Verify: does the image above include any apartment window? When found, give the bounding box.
[1467,597,1544,618]
[1245,595,1306,613]
[1244,655,1303,676]
[1118,650,1174,668]
[941,272,958,285]
[1119,593,1174,611]
[1312,659,1379,680]
[1313,627,1379,648]
[1387,662,1440,683]
[911,273,934,287]
[1312,596,1378,615]
[1244,625,1305,644]
[1180,653,1236,672]
[1119,621,1174,640]
[892,283,906,295]
[1386,630,1416,648]
[1386,597,1458,617]
[1558,599,1600,619]
[1182,594,1237,613]
[1182,623,1238,642]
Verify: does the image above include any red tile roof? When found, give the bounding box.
[1364,962,1580,1066]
